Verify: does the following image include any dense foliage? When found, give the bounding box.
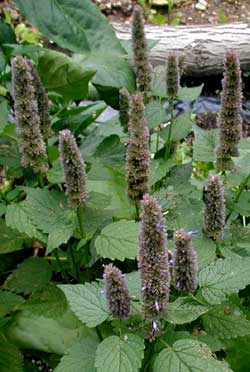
[0,1,250,371]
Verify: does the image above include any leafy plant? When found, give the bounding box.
[0,1,249,371]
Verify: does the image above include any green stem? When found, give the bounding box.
[39,174,45,188]
[54,249,68,283]
[226,171,250,223]
[164,98,174,160]
[156,126,160,153]
[69,245,81,283]
[77,204,85,239]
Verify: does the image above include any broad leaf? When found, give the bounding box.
[59,282,108,327]
[145,101,166,130]
[199,257,250,305]
[0,290,24,317]
[202,304,250,339]
[0,219,24,254]
[154,339,231,372]
[14,0,124,54]
[95,334,144,372]
[193,124,219,162]
[95,220,139,261]
[4,257,52,294]
[178,85,203,102]
[161,112,192,142]
[165,297,208,325]
[6,309,97,355]
[0,336,23,372]
[55,337,99,372]
[37,50,95,99]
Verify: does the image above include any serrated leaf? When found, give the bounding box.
[193,124,219,162]
[165,297,208,325]
[202,304,250,339]
[55,336,99,372]
[154,339,231,372]
[0,336,23,372]
[95,334,144,372]
[0,218,24,254]
[6,202,47,243]
[199,257,250,305]
[4,257,52,294]
[17,284,67,318]
[95,220,139,261]
[6,309,97,355]
[0,290,24,317]
[23,188,76,253]
[59,282,108,327]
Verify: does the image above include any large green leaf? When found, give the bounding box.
[161,112,193,142]
[6,309,97,354]
[0,219,24,254]
[4,257,52,294]
[193,124,219,162]
[37,50,95,99]
[225,335,250,372]
[23,188,77,253]
[154,339,232,372]
[95,220,139,261]
[55,337,99,372]
[202,304,250,339]
[165,297,208,325]
[145,101,166,130]
[178,85,203,102]
[59,282,109,328]
[0,336,23,372]
[199,257,250,305]
[95,335,144,372]
[0,290,24,317]
[14,0,124,54]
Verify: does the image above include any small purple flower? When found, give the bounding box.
[103,264,131,320]
[172,229,198,293]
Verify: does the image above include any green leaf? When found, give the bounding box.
[47,159,64,184]
[150,65,166,98]
[14,0,124,54]
[154,339,231,372]
[0,290,24,317]
[55,337,99,372]
[95,334,144,372]
[199,257,250,305]
[59,282,109,328]
[0,336,23,372]
[150,158,174,186]
[225,335,250,372]
[178,85,203,102]
[95,220,139,261]
[145,101,166,130]
[4,257,52,294]
[23,188,76,253]
[165,297,208,325]
[161,112,192,142]
[202,304,250,339]
[17,284,67,318]
[6,202,47,243]
[37,50,95,99]
[0,218,23,254]
[6,309,97,355]
[193,124,219,162]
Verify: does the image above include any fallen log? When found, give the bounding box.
[113,22,250,77]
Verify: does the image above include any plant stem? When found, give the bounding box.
[156,126,160,153]
[54,249,68,283]
[69,245,81,283]
[77,204,85,239]
[164,98,174,160]
[39,174,45,188]
[226,171,250,223]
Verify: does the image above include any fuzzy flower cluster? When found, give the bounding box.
[132,5,151,93]
[172,230,198,293]
[138,194,169,322]
[125,93,150,205]
[11,56,48,173]
[166,52,180,99]
[119,88,130,132]
[216,49,242,170]
[26,60,51,142]
[59,129,87,208]
[103,264,131,320]
[203,173,226,240]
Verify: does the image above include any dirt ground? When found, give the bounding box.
[94,0,250,25]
